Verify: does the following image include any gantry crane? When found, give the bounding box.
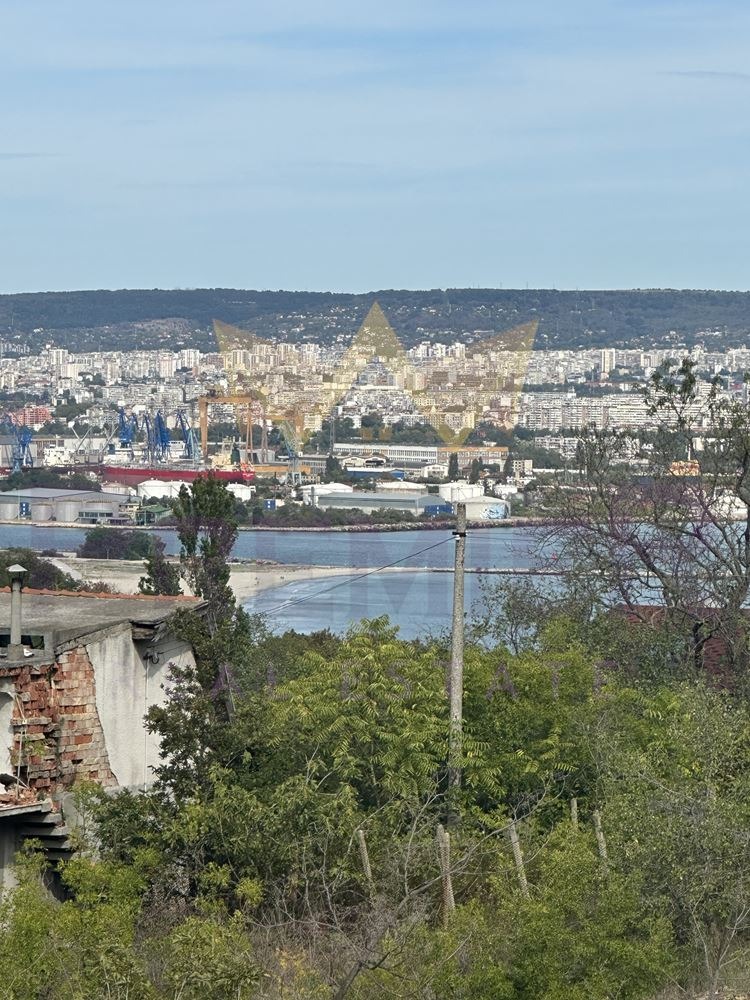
[197,391,302,478]
[1,414,34,471]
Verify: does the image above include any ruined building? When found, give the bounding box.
[0,582,203,886]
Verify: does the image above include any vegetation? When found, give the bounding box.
[4,287,750,353]
[547,358,750,677]
[138,537,181,596]
[77,527,155,561]
[308,416,444,451]
[4,598,748,996]
[172,474,238,625]
[0,547,75,591]
[0,467,102,493]
[8,401,750,997]
[246,502,443,528]
[0,546,111,594]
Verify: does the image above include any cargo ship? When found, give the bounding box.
[99,462,255,487]
[33,438,258,488]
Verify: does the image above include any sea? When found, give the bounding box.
[0,524,549,639]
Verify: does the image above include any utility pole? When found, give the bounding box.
[448,503,467,793]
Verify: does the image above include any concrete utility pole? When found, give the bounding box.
[448,504,467,791]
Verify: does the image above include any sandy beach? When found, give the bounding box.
[48,556,545,600]
[54,557,366,600]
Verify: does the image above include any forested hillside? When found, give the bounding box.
[1,287,749,353]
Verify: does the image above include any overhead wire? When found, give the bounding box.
[257,535,455,615]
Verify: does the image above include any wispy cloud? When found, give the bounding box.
[661,69,750,81]
[0,152,54,160]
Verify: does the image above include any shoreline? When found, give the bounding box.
[0,516,546,532]
[47,557,558,601]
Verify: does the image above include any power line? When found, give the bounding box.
[258,535,454,615]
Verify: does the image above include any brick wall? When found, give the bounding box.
[6,644,116,802]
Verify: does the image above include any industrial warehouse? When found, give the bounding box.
[0,488,132,525]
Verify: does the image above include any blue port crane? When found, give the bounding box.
[118,408,139,449]
[140,413,157,463]
[175,409,198,462]
[154,410,171,460]
[1,414,34,472]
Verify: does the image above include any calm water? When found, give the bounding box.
[244,569,510,639]
[0,523,542,570]
[0,523,548,638]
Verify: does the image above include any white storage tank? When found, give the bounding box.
[55,500,82,523]
[0,499,19,520]
[30,503,54,522]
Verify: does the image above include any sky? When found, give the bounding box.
[1,0,749,294]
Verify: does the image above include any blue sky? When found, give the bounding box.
[1,0,749,293]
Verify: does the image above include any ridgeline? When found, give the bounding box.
[1,286,749,353]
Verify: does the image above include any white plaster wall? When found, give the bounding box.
[86,629,196,790]
[0,823,19,888]
[0,681,15,775]
[142,637,196,787]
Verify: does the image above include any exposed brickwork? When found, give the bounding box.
[1,644,116,803]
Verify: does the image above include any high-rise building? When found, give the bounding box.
[599,349,616,375]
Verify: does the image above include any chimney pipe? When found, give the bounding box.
[8,564,27,651]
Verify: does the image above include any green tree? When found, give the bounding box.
[1,467,102,492]
[448,452,459,480]
[77,527,154,560]
[172,475,238,626]
[138,537,181,596]
[0,850,154,1000]
[601,682,750,994]
[0,547,80,591]
[468,457,482,483]
[325,453,344,479]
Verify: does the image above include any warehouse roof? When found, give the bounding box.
[0,488,127,503]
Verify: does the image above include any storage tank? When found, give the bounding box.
[0,499,19,520]
[30,503,54,522]
[55,500,82,523]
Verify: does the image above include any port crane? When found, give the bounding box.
[154,411,171,460]
[175,409,199,462]
[198,391,298,473]
[198,391,267,462]
[118,409,139,449]
[1,414,34,472]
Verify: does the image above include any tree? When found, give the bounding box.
[325,454,344,480]
[172,475,238,627]
[73,605,750,997]
[138,537,181,596]
[448,452,459,481]
[0,547,79,591]
[77,527,154,561]
[1,467,102,492]
[600,682,750,995]
[468,457,482,483]
[547,358,750,678]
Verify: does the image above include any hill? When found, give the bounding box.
[1,287,749,353]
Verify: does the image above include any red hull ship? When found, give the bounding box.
[99,464,255,487]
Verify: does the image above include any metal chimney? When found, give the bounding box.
[8,563,27,650]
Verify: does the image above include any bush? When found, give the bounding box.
[0,547,80,591]
[77,527,156,560]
